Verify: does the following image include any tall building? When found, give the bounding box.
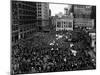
[12,1,37,45]
[12,1,50,45]
[36,2,49,28]
[12,1,19,45]
[18,1,37,39]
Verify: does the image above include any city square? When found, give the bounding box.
[11,0,96,75]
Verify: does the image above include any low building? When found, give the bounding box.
[54,8,74,31]
[55,13,73,31]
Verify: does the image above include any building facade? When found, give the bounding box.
[12,1,37,45]
[49,16,56,26]
[12,1,19,44]
[73,5,92,18]
[36,2,49,27]
[56,15,73,31]
[55,8,73,31]
[12,1,50,45]
[71,5,94,29]
[74,18,94,29]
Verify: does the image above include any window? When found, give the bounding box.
[20,33,23,39]
[65,24,68,27]
[38,14,41,16]
[68,22,72,28]
[15,34,19,42]
[12,25,18,31]
[38,8,41,10]
[38,11,41,14]
[64,22,66,24]
[57,22,61,27]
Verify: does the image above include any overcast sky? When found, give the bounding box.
[49,3,70,16]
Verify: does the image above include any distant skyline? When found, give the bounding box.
[49,3,71,16]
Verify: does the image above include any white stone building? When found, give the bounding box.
[56,14,73,31]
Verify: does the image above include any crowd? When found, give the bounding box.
[11,30,96,75]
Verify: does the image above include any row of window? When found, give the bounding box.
[12,9,18,16]
[19,15,37,20]
[21,1,36,7]
[75,23,93,27]
[20,24,36,32]
[74,14,91,18]
[37,8,41,10]
[18,3,36,10]
[37,3,41,7]
[12,15,18,20]
[12,11,37,20]
[12,1,36,11]
[75,5,91,9]
[37,11,42,14]
[57,24,72,28]
[12,20,18,24]
[12,1,18,10]
[57,21,72,25]
[57,22,73,28]
[74,8,91,11]
[20,30,35,39]
[19,9,36,15]
[19,20,37,25]
[38,14,42,17]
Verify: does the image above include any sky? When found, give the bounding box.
[49,3,70,16]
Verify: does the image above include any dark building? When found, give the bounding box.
[12,1,50,45]
[12,1,37,45]
[70,5,95,29]
[72,5,92,18]
[91,6,96,29]
[12,1,19,45]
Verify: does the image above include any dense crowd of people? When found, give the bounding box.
[11,30,96,75]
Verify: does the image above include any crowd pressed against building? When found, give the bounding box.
[11,0,96,75]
